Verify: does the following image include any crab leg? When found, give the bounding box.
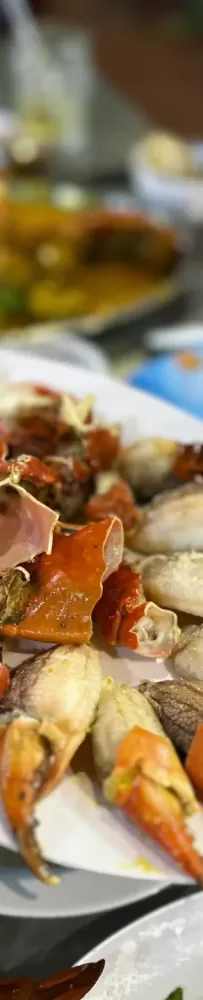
[104,726,203,882]
[0,712,90,884]
[0,643,102,882]
[0,714,62,884]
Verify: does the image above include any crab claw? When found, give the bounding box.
[0,713,72,885]
[104,726,203,883]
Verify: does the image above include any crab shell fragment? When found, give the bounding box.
[0,516,124,646]
[139,678,203,756]
[0,475,58,570]
[95,561,180,657]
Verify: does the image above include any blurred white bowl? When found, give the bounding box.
[1,326,108,374]
[129,137,203,222]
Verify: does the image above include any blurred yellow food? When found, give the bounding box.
[28,279,87,319]
[36,240,77,274]
[82,264,157,315]
[0,247,33,288]
[142,132,194,176]
[6,203,91,250]
[0,200,178,329]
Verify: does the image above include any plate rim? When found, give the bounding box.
[0,864,165,919]
[1,346,203,435]
[79,889,199,965]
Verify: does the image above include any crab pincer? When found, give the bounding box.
[0,643,102,883]
[92,678,203,883]
[105,726,203,883]
[0,713,64,885]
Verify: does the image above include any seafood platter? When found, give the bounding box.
[0,350,203,891]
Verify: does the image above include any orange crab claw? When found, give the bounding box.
[0,714,77,884]
[104,726,203,883]
[0,662,10,698]
[186,723,203,802]
[124,779,203,884]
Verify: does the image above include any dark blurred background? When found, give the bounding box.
[0,0,203,381]
[30,0,203,136]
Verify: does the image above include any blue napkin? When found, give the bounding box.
[128,349,203,419]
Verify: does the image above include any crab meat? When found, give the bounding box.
[133,484,203,554]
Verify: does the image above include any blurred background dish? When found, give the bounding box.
[129,132,203,222]
[0,197,186,337]
[0,0,201,377]
[2,325,109,371]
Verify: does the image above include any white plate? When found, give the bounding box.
[81,892,202,998]
[0,348,203,915]
[0,850,164,918]
[0,330,108,374]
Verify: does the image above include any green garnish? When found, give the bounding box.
[166,990,183,1000]
[0,284,26,318]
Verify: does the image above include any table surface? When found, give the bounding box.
[0,884,197,981]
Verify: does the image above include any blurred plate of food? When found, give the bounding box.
[129,131,203,221]
[0,199,189,337]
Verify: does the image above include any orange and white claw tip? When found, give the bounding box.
[104,726,203,884]
[0,715,59,885]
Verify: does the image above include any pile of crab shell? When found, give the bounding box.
[0,381,202,886]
